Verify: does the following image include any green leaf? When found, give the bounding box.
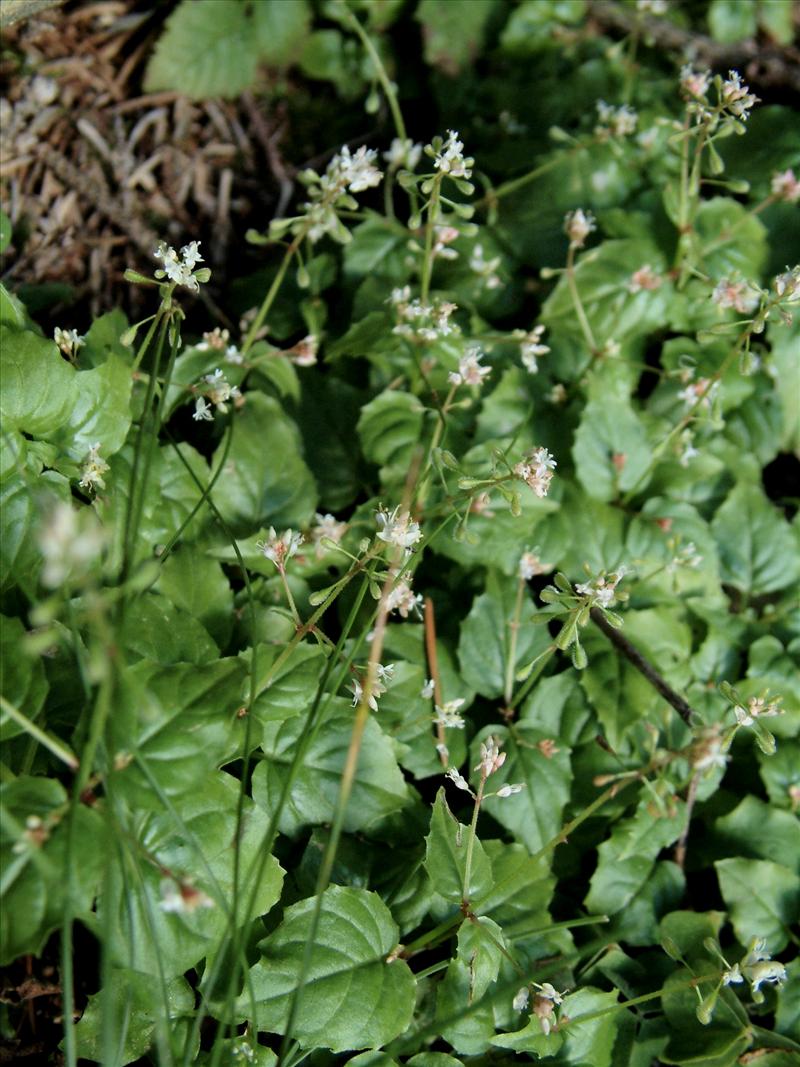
[471,725,571,855]
[579,630,658,750]
[46,354,132,463]
[715,857,800,954]
[109,657,248,807]
[252,697,410,835]
[0,471,71,595]
[119,592,219,665]
[455,916,506,1000]
[711,482,800,595]
[210,393,317,534]
[357,389,425,486]
[253,0,310,66]
[776,957,800,1041]
[144,0,259,98]
[714,796,800,872]
[240,886,416,1051]
[344,219,407,279]
[660,968,750,1066]
[0,325,77,436]
[0,614,48,742]
[473,840,554,935]
[0,211,10,253]
[759,741,800,809]
[659,910,725,967]
[457,570,550,698]
[585,795,686,915]
[695,198,767,279]
[572,387,652,502]
[424,788,493,904]
[0,777,105,964]
[247,641,327,724]
[73,970,194,1066]
[769,316,800,452]
[758,0,794,43]
[155,545,233,649]
[79,309,131,369]
[417,0,498,75]
[100,773,284,977]
[708,0,757,43]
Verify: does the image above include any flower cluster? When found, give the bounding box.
[513,983,568,1036]
[387,579,423,619]
[680,65,711,103]
[771,168,800,204]
[192,368,241,421]
[733,692,783,727]
[390,288,460,342]
[434,699,466,730]
[448,346,491,388]
[518,550,550,580]
[575,567,627,608]
[513,447,556,498]
[351,662,394,712]
[594,100,638,139]
[701,937,788,1024]
[564,208,596,249]
[712,276,758,314]
[301,145,383,243]
[154,240,207,292]
[256,528,303,570]
[79,443,110,493]
[514,325,550,374]
[375,505,422,550]
[720,70,758,121]
[196,326,243,364]
[54,326,84,360]
[430,130,474,180]
[309,512,347,559]
[469,243,502,290]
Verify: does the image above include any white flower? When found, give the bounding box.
[449,346,491,387]
[433,224,461,261]
[154,240,207,292]
[575,567,627,608]
[53,327,84,359]
[309,512,348,558]
[513,987,530,1012]
[678,376,719,412]
[533,982,565,1005]
[519,550,549,580]
[334,145,383,193]
[256,528,303,569]
[375,506,422,549]
[628,264,663,293]
[384,138,422,170]
[771,168,800,204]
[495,783,524,798]
[432,130,473,179]
[376,662,395,684]
[79,443,109,492]
[712,277,758,314]
[193,397,214,422]
[775,267,800,301]
[445,767,471,792]
[196,327,230,352]
[421,678,435,700]
[564,208,596,249]
[475,735,506,777]
[680,65,711,101]
[470,244,502,289]
[738,938,787,999]
[159,878,213,914]
[514,325,549,373]
[286,334,318,366]
[722,963,743,985]
[721,70,758,120]
[595,100,638,139]
[733,693,783,727]
[387,580,423,619]
[200,368,241,411]
[434,699,466,729]
[350,676,380,712]
[513,446,556,498]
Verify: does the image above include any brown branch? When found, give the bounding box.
[589,607,695,726]
[587,0,800,94]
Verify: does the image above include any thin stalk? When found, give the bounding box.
[565,242,597,354]
[476,155,565,209]
[340,4,407,143]
[0,696,78,770]
[242,237,301,355]
[462,775,486,907]
[424,597,447,765]
[528,777,637,865]
[504,577,526,705]
[420,178,442,303]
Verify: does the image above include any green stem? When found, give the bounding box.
[504,578,526,704]
[566,242,597,354]
[462,774,486,906]
[0,696,78,769]
[528,777,637,866]
[242,238,301,355]
[340,3,406,142]
[420,178,442,303]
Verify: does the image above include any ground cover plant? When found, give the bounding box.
[1,0,799,1064]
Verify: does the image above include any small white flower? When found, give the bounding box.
[721,70,758,120]
[733,693,783,727]
[495,783,524,798]
[449,346,491,387]
[680,64,711,101]
[384,138,422,170]
[376,662,395,684]
[421,678,435,700]
[469,244,502,289]
[387,580,423,619]
[256,528,303,569]
[475,735,506,777]
[54,326,84,359]
[575,568,626,608]
[515,325,550,373]
[445,767,472,792]
[334,145,383,193]
[193,397,214,422]
[628,264,663,293]
[722,964,743,985]
[533,982,565,1005]
[595,100,638,139]
[375,505,422,549]
[678,376,719,412]
[564,208,596,249]
[154,240,207,292]
[513,446,556,498]
[286,334,319,366]
[513,987,530,1012]
[434,699,466,729]
[432,130,473,180]
[196,327,230,352]
[350,677,379,712]
[712,277,758,314]
[771,168,800,204]
[519,550,549,580]
[309,512,348,558]
[79,443,109,492]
